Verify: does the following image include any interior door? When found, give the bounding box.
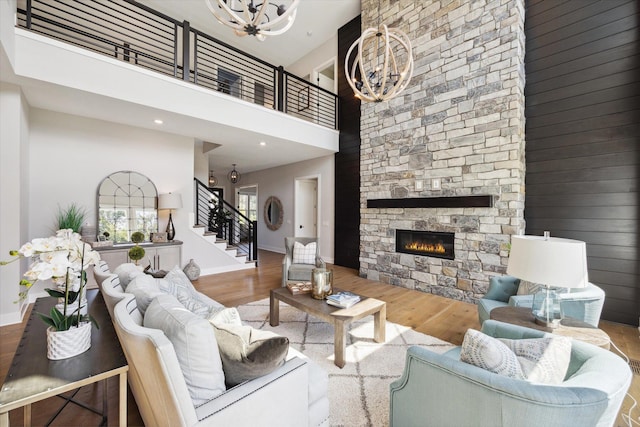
[295,179,317,238]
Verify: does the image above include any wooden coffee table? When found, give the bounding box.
[270,287,386,368]
[490,306,611,349]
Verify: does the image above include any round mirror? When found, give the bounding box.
[264,196,283,231]
[97,171,158,243]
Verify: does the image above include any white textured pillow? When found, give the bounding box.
[498,336,571,384]
[144,294,226,405]
[163,267,211,317]
[516,280,542,296]
[113,263,144,290]
[460,329,524,379]
[292,241,317,265]
[126,275,164,316]
[208,307,243,326]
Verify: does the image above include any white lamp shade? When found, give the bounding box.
[506,235,588,289]
[158,192,182,210]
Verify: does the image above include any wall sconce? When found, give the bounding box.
[228,164,241,184]
[158,192,183,241]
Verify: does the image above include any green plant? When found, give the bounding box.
[56,203,87,233]
[131,231,145,243]
[128,245,145,264]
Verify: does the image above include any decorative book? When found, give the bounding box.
[326,291,361,309]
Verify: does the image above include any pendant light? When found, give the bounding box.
[208,171,218,187]
[204,0,300,41]
[345,1,413,102]
[228,164,241,184]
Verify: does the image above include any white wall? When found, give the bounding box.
[0,82,29,325]
[242,155,335,263]
[287,35,338,86]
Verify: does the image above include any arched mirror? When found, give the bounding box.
[264,196,283,231]
[97,171,158,243]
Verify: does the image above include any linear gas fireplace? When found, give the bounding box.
[395,230,455,260]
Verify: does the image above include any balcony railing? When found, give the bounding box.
[17,0,339,130]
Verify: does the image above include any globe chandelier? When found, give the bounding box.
[345,3,413,102]
[228,164,241,184]
[204,0,300,41]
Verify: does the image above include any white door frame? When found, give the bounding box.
[312,57,337,94]
[294,174,320,238]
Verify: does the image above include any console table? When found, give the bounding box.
[0,289,128,426]
[490,306,611,350]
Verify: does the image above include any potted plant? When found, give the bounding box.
[1,229,101,359]
[128,231,145,265]
[56,203,87,232]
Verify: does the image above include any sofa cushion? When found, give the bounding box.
[208,307,242,326]
[484,276,520,302]
[126,274,165,316]
[288,264,316,281]
[498,335,571,384]
[460,329,525,380]
[162,267,212,317]
[144,294,226,405]
[292,241,316,265]
[211,322,289,387]
[460,329,572,385]
[113,263,144,290]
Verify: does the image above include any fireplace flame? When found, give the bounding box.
[404,241,446,254]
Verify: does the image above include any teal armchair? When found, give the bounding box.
[477,275,605,327]
[389,320,631,427]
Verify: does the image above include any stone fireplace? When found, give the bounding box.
[358,0,526,303]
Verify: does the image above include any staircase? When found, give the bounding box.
[192,178,258,271]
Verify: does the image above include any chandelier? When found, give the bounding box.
[345,16,413,102]
[204,0,300,41]
[228,164,241,184]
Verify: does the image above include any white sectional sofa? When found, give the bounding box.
[95,263,329,427]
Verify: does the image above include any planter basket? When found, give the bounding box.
[46,322,92,360]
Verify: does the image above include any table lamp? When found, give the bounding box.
[158,192,182,241]
[506,231,588,328]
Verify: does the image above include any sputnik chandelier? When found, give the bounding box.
[204,0,300,41]
[345,5,413,102]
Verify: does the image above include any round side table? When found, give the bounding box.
[489,306,610,350]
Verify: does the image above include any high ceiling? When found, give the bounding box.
[138,0,361,67]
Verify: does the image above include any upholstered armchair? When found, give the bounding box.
[282,237,325,287]
[477,275,605,327]
[389,320,632,427]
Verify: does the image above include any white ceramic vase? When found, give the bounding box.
[46,321,92,360]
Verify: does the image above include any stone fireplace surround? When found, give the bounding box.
[358,0,526,304]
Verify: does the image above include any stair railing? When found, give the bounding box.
[194,178,258,264]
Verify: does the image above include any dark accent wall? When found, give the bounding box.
[334,15,361,269]
[524,0,640,325]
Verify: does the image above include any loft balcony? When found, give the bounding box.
[14,0,339,130]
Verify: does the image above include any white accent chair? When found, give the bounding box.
[282,237,325,287]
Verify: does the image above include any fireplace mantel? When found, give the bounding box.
[366,195,493,209]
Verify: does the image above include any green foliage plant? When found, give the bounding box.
[56,203,87,232]
[128,245,145,265]
[131,231,145,243]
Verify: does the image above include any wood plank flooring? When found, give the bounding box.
[1,249,638,426]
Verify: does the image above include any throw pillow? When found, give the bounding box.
[126,274,164,316]
[208,307,243,326]
[460,329,525,380]
[484,276,521,303]
[498,336,571,384]
[292,241,317,265]
[211,322,289,387]
[113,263,144,290]
[516,280,543,296]
[144,294,226,405]
[162,266,211,317]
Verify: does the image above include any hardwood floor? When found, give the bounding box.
[1,250,638,426]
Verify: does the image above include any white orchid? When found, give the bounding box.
[2,229,101,329]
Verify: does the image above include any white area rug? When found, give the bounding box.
[237,298,456,427]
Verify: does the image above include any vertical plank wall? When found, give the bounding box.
[524,0,640,325]
[335,15,361,269]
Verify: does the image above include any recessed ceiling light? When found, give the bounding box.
[259,141,267,146]
[154,119,163,125]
